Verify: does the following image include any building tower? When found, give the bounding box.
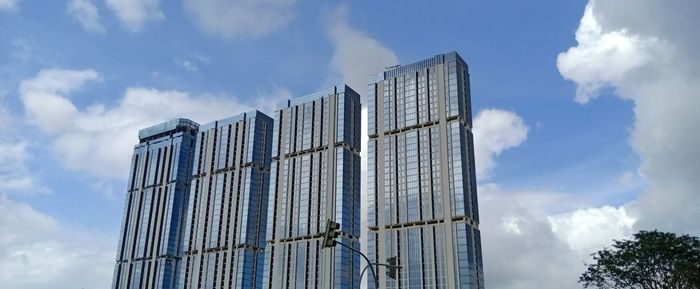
[262,86,362,289]
[177,111,274,289]
[366,52,485,289]
[112,118,199,289]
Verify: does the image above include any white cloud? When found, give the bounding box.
[0,141,49,195]
[0,196,114,289]
[0,96,47,195]
[0,0,19,12]
[556,4,662,104]
[105,0,163,31]
[558,0,700,235]
[479,184,579,289]
[549,206,635,254]
[19,68,290,179]
[473,109,529,180]
[470,109,633,288]
[479,184,634,289]
[19,69,101,135]
[183,0,295,40]
[250,87,292,115]
[326,5,398,99]
[66,0,105,33]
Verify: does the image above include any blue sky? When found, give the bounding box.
[1,0,698,289]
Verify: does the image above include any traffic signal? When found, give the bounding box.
[323,219,340,248]
[386,257,397,280]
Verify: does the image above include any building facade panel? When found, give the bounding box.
[178,111,273,289]
[112,118,199,289]
[367,52,485,289]
[263,86,361,289]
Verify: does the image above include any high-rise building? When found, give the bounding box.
[366,52,485,289]
[178,111,274,289]
[112,118,200,289]
[262,86,362,289]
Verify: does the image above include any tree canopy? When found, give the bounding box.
[580,230,700,289]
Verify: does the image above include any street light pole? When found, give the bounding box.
[323,220,369,286]
[323,219,400,288]
[333,240,379,289]
[359,262,402,288]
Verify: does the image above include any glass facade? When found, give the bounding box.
[177,111,274,289]
[112,118,199,289]
[263,86,362,289]
[367,52,485,289]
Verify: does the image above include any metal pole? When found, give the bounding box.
[334,240,379,289]
[360,262,402,288]
[359,263,373,286]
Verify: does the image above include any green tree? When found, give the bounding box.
[580,230,700,289]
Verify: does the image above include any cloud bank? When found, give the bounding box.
[19,68,290,179]
[0,196,114,289]
[473,109,529,180]
[558,0,700,235]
